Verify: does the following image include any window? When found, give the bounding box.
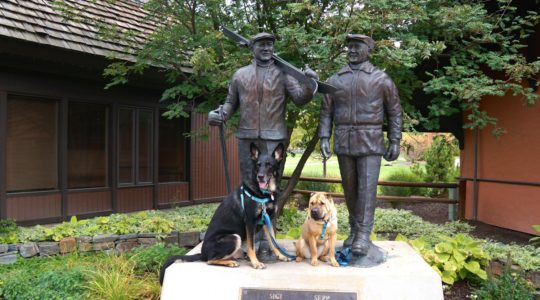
[118,107,153,185]
[159,115,188,182]
[6,95,58,192]
[68,102,109,189]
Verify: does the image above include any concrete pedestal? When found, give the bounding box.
[161,241,443,300]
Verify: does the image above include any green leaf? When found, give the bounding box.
[465,260,481,273]
[441,271,455,285]
[395,233,409,242]
[435,242,453,254]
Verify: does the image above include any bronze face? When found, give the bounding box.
[251,40,274,63]
[347,41,370,64]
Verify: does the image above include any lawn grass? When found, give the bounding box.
[284,153,411,180]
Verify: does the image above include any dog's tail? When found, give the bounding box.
[159,253,202,285]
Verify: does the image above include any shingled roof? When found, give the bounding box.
[0,0,187,69]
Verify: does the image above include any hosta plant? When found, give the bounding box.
[398,233,490,285]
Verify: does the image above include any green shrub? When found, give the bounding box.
[473,263,535,300]
[530,225,540,247]
[483,242,540,272]
[2,266,89,300]
[85,255,159,300]
[374,208,473,244]
[126,243,187,274]
[398,233,490,285]
[422,135,459,196]
[379,170,426,208]
[0,219,18,244]
[380,170,425,197]
[0,219,17,234]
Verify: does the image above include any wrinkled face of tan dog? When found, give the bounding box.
[308,192,334,221]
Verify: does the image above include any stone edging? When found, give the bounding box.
[0,231,203,265]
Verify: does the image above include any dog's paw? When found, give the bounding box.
[319,255,329,262]
[310,259,319,266]
[295,256,304,263]
[251,261,266,269]
[227,261,240,268]
[330,259,340,267]
[277,254,290,262]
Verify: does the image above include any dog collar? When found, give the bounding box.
[240,185,273,211]
[319,215,335,240]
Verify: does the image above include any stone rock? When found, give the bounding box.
[0,252,17,264]
[164,232,179,245]
[179,232,200,247]
[8,244,18,252]
[116,240,140,253]
[93,241,115,251]
[118,234,138,240]
[76,236,92,243]
[0,244,8,253]
[138,233,156,238]
[59,237,77,254]
[93,234,119,243]
[78,242,93,252]
[19,242,39,258]
[138,237,157,246]
[38,242,60,256]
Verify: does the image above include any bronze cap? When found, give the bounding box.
[250,32,276,46]
[346,34,375,51]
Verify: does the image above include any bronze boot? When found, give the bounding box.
[343,215,358,248]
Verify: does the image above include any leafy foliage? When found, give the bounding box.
[85,255,159,300]
[473,263,536,300]
[51,0,540,210]
[530,225,540,247]
[483,242,540,272]
[1,266,88,300]
[127,244,187,274]
[379,169,426,198]
[398,233,490,285]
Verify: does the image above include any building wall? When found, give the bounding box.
[0,68,234,224]
[461,87,540,235]
[190,113,241,202]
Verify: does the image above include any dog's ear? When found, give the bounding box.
[250,143,260,160]
[272,143,284,162]
[327,194,334,204]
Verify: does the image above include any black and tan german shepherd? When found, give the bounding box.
[159,143,289,285]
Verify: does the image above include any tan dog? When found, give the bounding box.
[295,192,339,267]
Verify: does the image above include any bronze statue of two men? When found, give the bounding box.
[209,32,402,262]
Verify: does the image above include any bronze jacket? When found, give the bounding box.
[318,62,402,156]
[223,60,316,140]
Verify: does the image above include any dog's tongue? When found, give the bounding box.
[259,182,268,189]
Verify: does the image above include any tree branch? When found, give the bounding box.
[277,133,319,215]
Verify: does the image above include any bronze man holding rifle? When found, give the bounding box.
[319,34,402,257]
[209,32,319,185]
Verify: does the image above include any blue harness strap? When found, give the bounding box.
[240,184,296,260]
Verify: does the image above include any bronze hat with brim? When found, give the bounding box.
[345,34,375,51]
[249,32,276,46]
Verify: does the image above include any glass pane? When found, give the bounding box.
[138,110,153,183]
[68,102,108,188]
[6,95,58,192]
[119,109,134,184]
[159,115,187,182]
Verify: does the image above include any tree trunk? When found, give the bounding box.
[277,133,319,215]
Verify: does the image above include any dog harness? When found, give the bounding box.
[240,185,273,225]
[239,184,296,260]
